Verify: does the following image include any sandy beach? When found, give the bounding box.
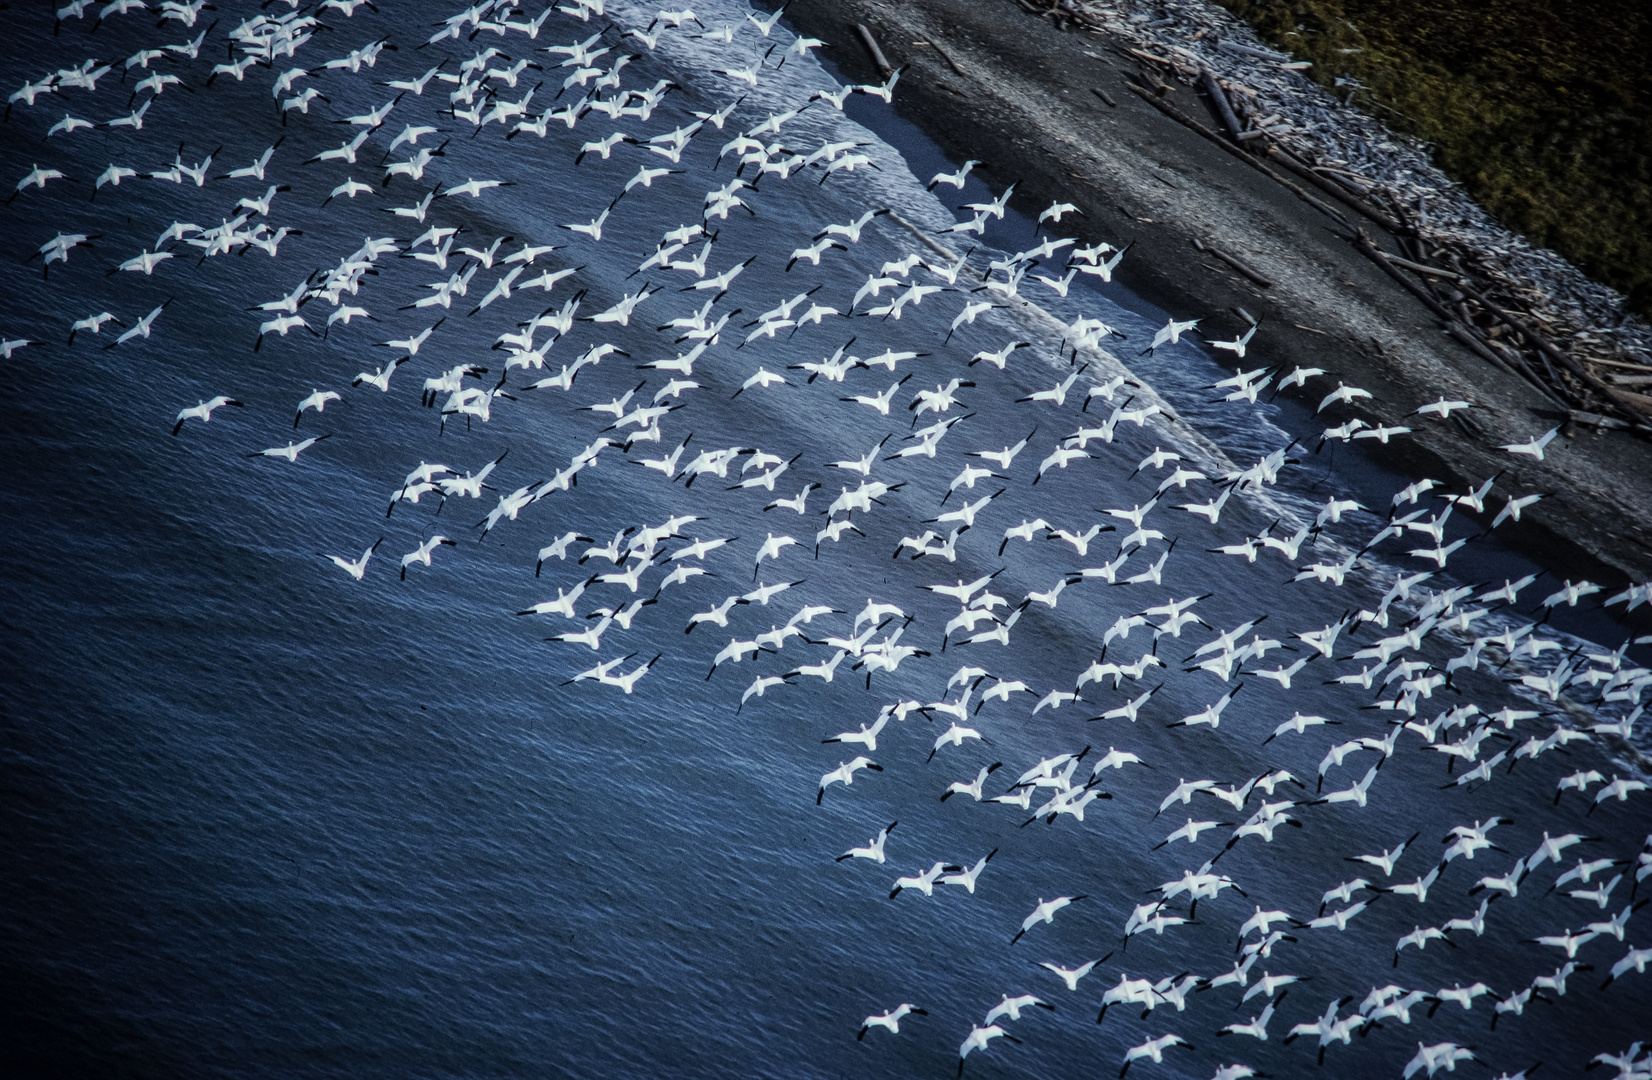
[779,0,1652,589]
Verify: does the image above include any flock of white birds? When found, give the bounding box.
[7,0,1652,1076]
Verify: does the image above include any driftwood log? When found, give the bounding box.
[854,23,893,78]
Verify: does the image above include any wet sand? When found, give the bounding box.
[778,0,1652,590]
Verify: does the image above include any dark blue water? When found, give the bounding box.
[4,2,1649,1078]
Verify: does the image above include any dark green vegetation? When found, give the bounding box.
[1212,0,1652,315]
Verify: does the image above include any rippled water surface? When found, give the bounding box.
[3,2,1649,1077]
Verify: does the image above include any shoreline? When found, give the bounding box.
[775,0,1652,595]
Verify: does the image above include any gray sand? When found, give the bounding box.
[781,0,1652,587]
